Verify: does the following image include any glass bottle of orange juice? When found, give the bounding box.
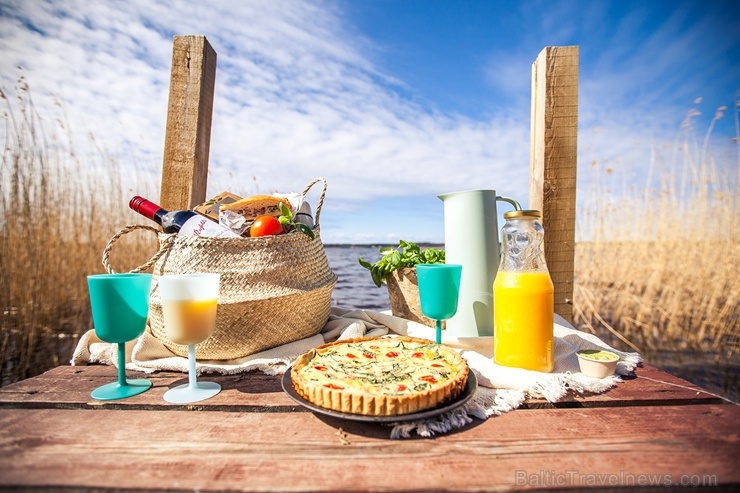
[493,210,554,372]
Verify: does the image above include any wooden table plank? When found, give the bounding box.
[525,363,727,408]
[0,366,295,411]
[0,405,737,492]
[0,364,725,411]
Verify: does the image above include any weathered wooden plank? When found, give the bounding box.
[0,366,294,411]
[159,35,217,211]
[0,405,737,492]
[525,363,727,408]
[0,364,725,411]
[530,45,579,323]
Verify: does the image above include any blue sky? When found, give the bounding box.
[1,0,738,244]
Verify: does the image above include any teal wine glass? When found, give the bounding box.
[416,264,462,344]
[87,273,153,400]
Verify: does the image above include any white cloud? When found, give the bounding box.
[0,0,531,212]
[1,0,736,243]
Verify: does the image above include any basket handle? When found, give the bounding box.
[300,177,327,229]
[102,224,175,274]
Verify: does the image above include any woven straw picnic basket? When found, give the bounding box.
[103,177,337,360]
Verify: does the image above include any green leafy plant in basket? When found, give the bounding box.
[278,203,315,239]
[359,240,445,287]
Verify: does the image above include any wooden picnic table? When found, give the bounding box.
[0,362,737,491]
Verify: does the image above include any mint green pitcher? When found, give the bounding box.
[438,190,521,337]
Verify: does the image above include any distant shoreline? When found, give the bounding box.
[323,243,444,248]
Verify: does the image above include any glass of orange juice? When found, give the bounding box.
[159,273,221,403]
[493,210,554,372]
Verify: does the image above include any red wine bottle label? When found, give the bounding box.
[179,215,241,238]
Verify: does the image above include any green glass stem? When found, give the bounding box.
[436,320,442,344]
[117,342,127,387]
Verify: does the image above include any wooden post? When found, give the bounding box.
[530,46,578,323]
[159,35,217,211]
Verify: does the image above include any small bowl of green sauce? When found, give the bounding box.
[576,349,619,378]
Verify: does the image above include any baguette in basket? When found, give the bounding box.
[220,194,292,219]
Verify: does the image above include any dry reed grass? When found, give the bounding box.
[0,79,159,385]
[573,101,739,399]
[0,82,737,399]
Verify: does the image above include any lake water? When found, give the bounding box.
[324,245,391,311]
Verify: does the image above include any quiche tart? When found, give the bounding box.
[290,336,469,416]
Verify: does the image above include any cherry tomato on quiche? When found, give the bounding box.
[250,215,284,237]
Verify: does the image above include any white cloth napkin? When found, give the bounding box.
[71,307,642,438]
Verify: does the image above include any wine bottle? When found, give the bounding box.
[129,196,241,238]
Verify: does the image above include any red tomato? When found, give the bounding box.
[385,352,399,358]
[249,215,284,237]
[420,375,437,384]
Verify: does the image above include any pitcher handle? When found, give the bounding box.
[496,196,522,211]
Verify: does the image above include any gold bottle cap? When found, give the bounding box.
[503,209,541,219]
